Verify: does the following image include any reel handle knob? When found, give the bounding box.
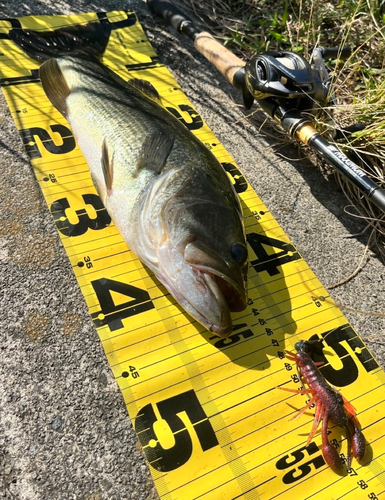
[319,46,351,60]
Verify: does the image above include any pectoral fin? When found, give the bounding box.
[137,128,175,175]
[101,138,114,196]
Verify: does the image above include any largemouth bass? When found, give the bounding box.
[10,22,248,336]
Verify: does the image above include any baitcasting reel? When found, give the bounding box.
[240,47,351,116]
[148,0,385,213]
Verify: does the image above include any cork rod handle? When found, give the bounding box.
[193,32,245,85]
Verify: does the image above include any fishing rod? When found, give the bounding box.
[147,0,385,214]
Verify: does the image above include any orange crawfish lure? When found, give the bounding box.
[280,340,366,471]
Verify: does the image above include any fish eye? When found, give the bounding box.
[231,242,248,264]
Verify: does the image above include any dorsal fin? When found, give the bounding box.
[39,59,70,116]
[136,128,175,175]
[101,138,114,195]
[128,78,162,105]
[9,23,111,61]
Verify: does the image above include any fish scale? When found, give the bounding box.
[60,56,166,205]
[9,21,248,336]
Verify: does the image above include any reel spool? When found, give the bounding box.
[244,51,327,113]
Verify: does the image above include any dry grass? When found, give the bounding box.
[174,0,385,261]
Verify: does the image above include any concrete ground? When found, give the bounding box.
[0,1,384,499]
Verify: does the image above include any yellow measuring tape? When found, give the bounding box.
[1,10,385,500]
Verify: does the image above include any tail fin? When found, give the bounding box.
[9,22,111,61]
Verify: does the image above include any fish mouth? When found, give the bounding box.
[200,270,247,337]
[181,241,247,336]
[156,260,247,337]
[205,272,247,313]
[155,241,247,337]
